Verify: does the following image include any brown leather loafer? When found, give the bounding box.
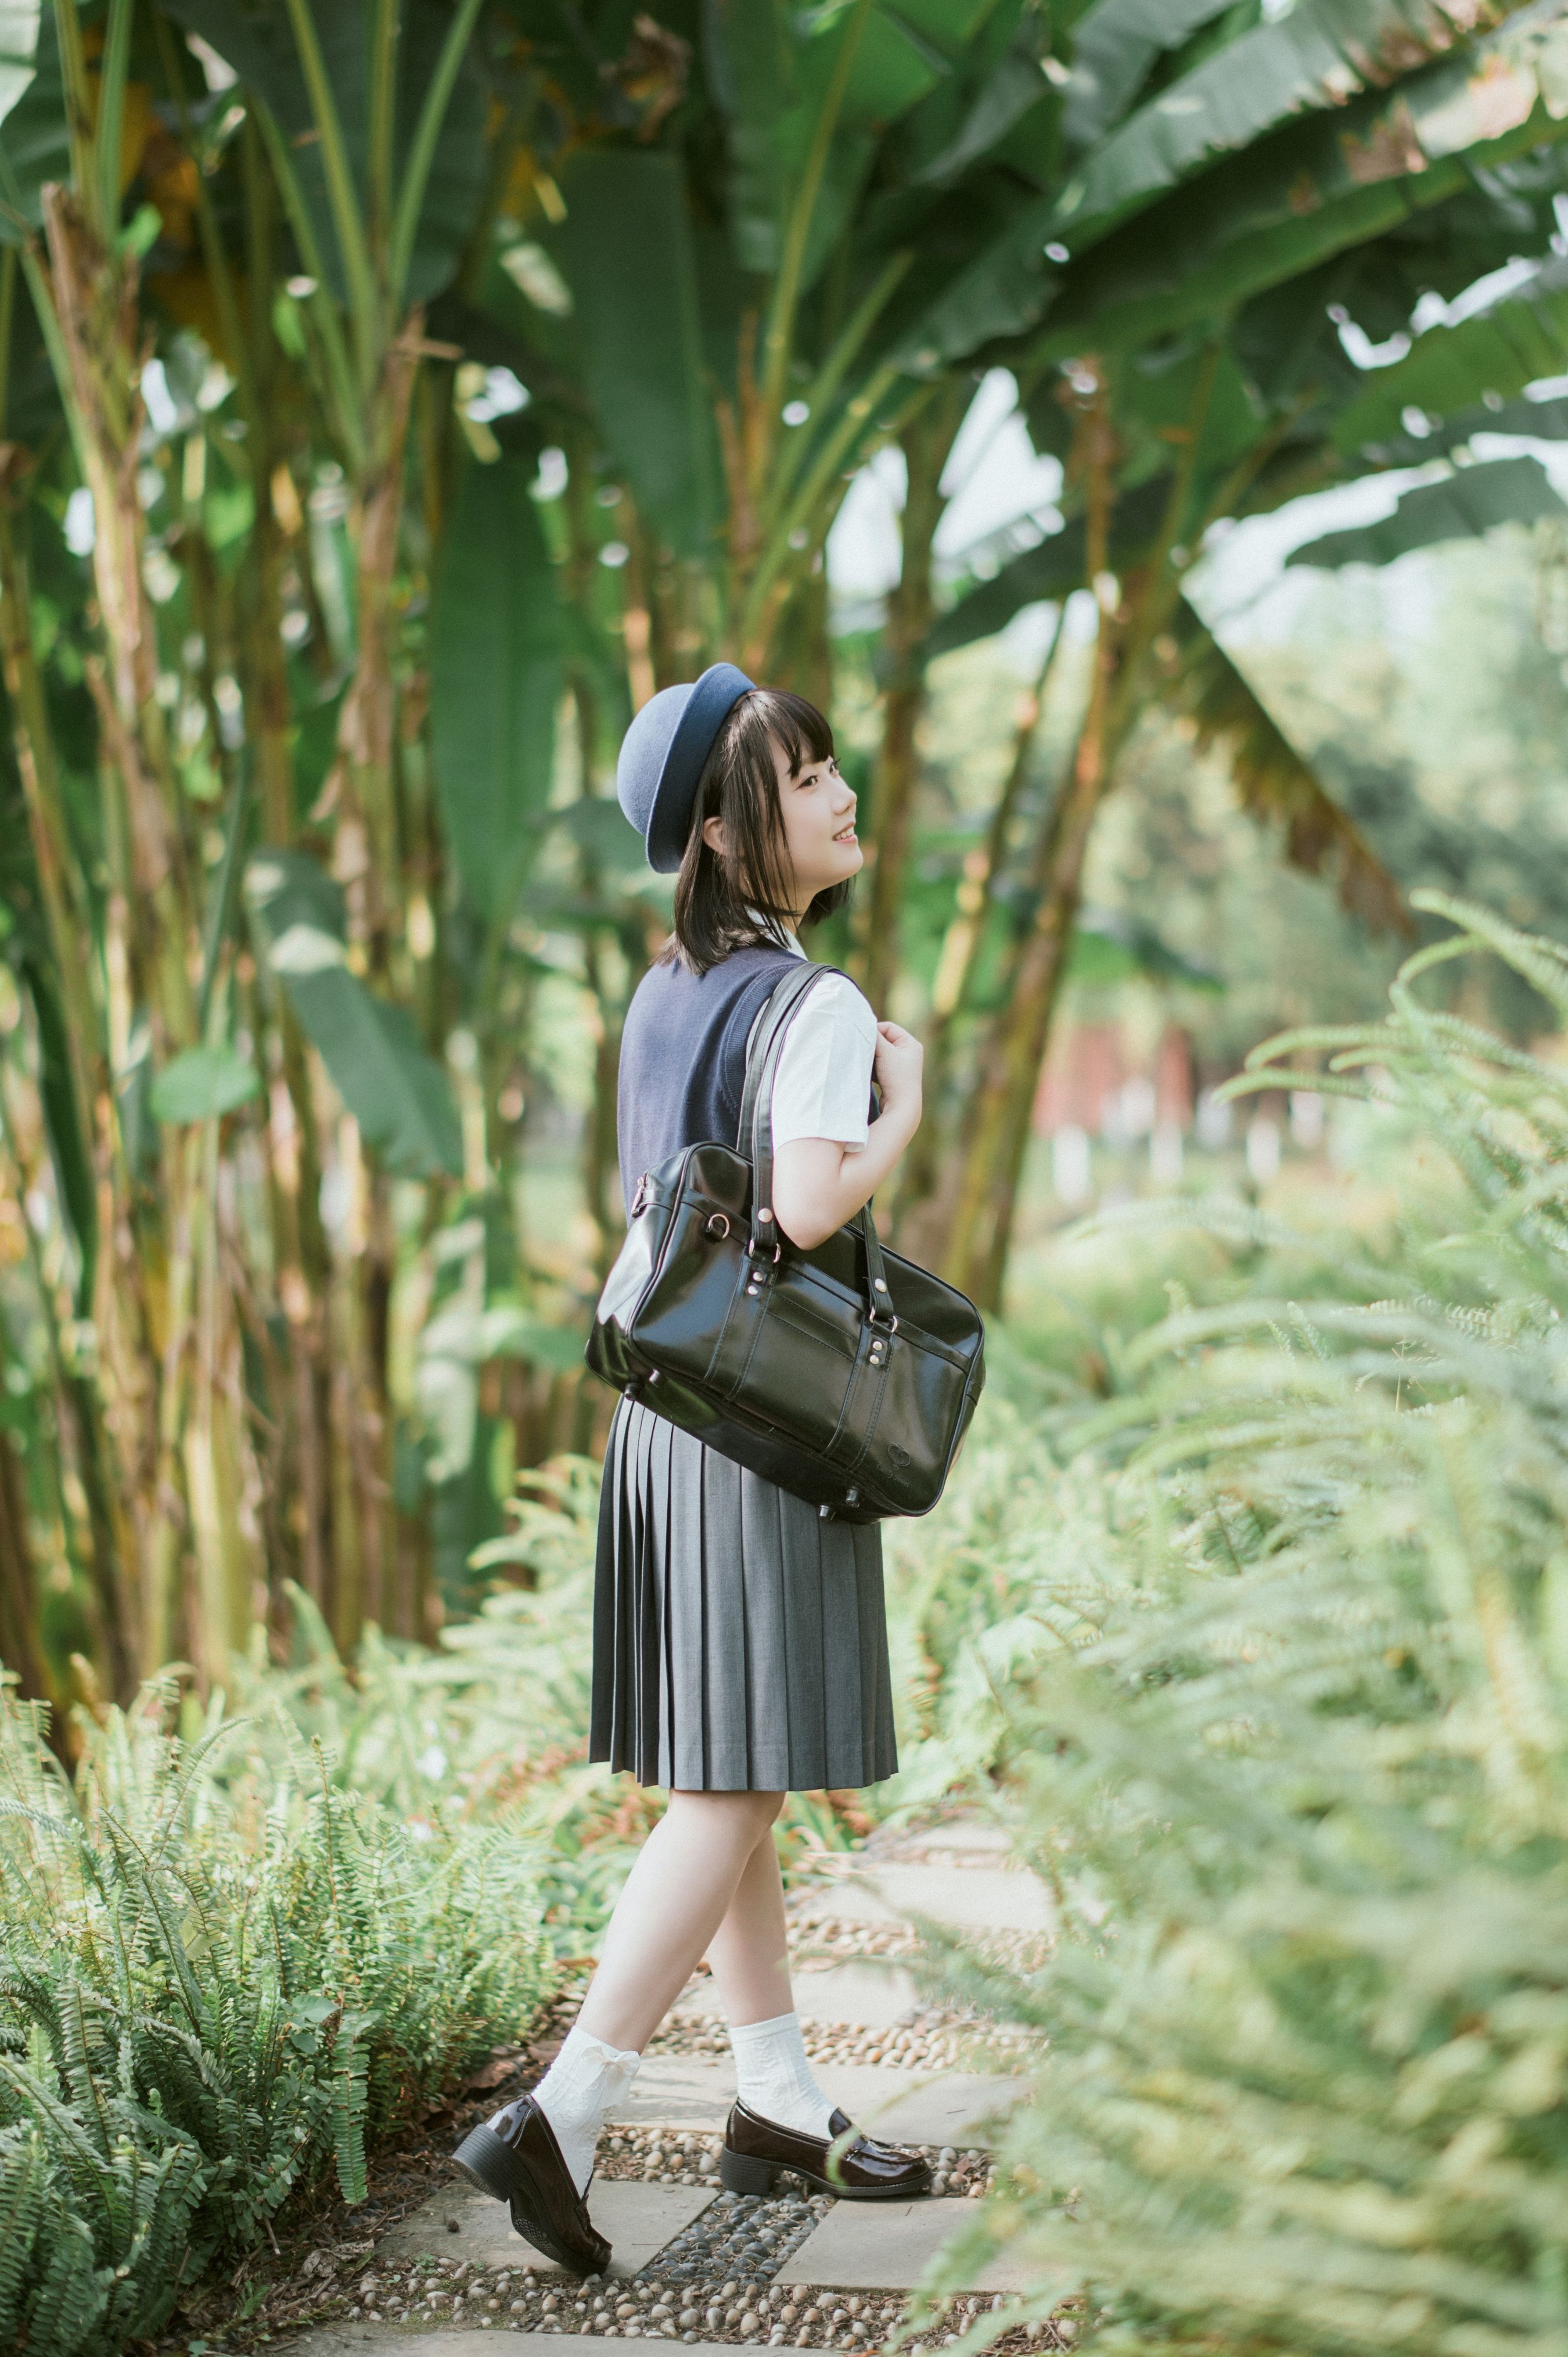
[453,2096,610,2276]
[719,2098,933,2201]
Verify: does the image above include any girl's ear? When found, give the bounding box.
[702,814,727,858]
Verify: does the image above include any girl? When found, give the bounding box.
[456,666,930,2275]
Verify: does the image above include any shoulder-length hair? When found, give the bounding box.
[662,688,853,975]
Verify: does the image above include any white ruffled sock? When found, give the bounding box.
[729,2010,836,2138]
[492,2024,641,2196]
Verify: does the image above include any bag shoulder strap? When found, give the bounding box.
[740,962,892,1318]
[737,960,835,1154]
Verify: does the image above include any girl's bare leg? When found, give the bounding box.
[706,1809,837,2136]
[574,1788,786,2051]
[706,1812,794,2025]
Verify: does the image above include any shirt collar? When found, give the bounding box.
[746,906,806,959]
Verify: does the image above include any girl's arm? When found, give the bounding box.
[771,1023,923,1251]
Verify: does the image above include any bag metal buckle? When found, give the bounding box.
[704,1211,731,1239]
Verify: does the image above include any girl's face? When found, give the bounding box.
[702,733,861,918]
[772,736,861,912]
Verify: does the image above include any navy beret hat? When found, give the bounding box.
[616,662,756,874]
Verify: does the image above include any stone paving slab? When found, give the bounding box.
[794,1867,1051,1935]
[671,1961,920,2028]
[775,2198,1031,2293]
[376,2181,715,2278]
[905,1822,1013,1855]
[606,2057,1024,2146]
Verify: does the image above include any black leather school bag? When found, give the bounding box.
[586,962,986,1523]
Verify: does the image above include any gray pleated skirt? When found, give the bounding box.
[589,1399,898,1792]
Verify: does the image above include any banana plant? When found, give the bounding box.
[889,2,1568,1307]
[0,0,263,1682]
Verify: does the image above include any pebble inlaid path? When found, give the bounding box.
[253,1819,1066,2357]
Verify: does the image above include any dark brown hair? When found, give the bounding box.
[662,688,852,975]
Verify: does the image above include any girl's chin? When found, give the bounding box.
[799,840,862,899]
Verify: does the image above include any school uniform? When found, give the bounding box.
[590,933,898,1794]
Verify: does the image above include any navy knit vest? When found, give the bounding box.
[616,944,802,1215]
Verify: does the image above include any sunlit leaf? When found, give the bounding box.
[0,2,40,126]
[1063,0,1236,150]
[163,0,487,304]
[246,850,462,1178]
[149,1044,261,1124]
[1042,10,1568,361]
[1287,453,1566,567]
[1054,0,1520,254]
[1334,254,1568,451]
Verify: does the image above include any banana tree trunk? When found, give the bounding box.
[895,606,1068,1237]
[934,684,1127,1307]
[857,385,963,1015]
[327,312,423,971]
[37,185,264,1678]
[927,348,1228,1312]
[930,384,1123,1310]
[311,313,426,1652]
[0,1407,52,1713]
[0,477,138,1697]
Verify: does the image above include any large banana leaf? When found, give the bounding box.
[1334,254,1568,450]
[246,851,462,1178]
[889,187,1062,370]
[429,450,562,924]
[1287,452,1566,566]
[162,0,488,304]
[915,15,1058,185]
[549,149,723,558]
[1362,387,1568,465]
[1052,0,1517,255]
[1174,610,1407,933]
[1038,5,1568,361]
[705,0,980,285]
[1063,0,1236,150]
[703,0,794,272]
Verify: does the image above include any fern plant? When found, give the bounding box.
[0,1683,555,2357]
[929,896,1568,2355]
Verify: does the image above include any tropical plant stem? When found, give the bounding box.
[856,379,965,1014]
[757,0,875,436]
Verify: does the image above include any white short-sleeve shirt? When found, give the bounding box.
[746,923,879,1152]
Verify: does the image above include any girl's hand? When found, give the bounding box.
[873,1022,923,1123]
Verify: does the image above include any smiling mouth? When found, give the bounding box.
[833,824,858,842]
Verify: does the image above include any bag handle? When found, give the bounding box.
[740,963,894,1326]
